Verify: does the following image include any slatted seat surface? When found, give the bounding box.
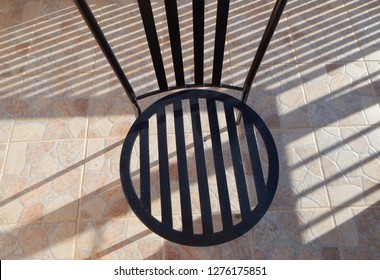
[120,90,278,246]
[74,0,286,245]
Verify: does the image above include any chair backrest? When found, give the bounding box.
[75,0,287,114]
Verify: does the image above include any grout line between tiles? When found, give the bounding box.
[72,137,89,260]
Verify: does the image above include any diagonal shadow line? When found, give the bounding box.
[296,150,380,200]
[299,185,380,232]
[85,229,152,260]
[1,0,378,120]
[0,139,124,208]
[290,124,380,170]
[1,0,378,260]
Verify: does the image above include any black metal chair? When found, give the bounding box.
[75,0,286,246]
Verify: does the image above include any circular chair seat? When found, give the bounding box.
[120,89,279,246]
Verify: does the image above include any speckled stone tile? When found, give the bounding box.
[252,209,340,259]
[0,75,19,142]
[315,126,380,207]
[0,222,76,259]
[0,140,85,224]
[287,4,362,63]
[0,0,40,76]
[300,62,380,127]
[164,215,253,259]
[79,138,131,220]
[0,144,7,179]
[334,207,380,259]
[11,74,90,141]
[88,72,136,138]
[265,129,329,210]
[365,61,380,101]
[94,0,162,94]
[345,1,380,61]
[75,218,163,259]
[25,0,100,74]
[285,0,345,15]
[226,0,295,66]
[230,64,311,129]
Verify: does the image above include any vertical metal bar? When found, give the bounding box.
[224,105,251,220]
[190,97,213,234]
[212,0,230,86]
[157,106,172,227]
[164,0,185,87]
[173,100,193,233]
[139,121,151,213]
[207,98,233,230]
[241,0,287,103]
[73,0,141,115]
[138,0,168,91]
[243,119,266,203]
[192,0,205,85]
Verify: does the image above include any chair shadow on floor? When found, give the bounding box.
[0,0,379,259]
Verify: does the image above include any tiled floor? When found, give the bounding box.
[0,0,379,259]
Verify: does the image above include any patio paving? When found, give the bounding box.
[0,0,379,259]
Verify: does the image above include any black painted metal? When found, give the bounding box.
[120,90,279,246]
[75,0,287,246]
[139,120,151,213]
[73,0,141,115]
[156,106,172,226]
[212,0,230,86]
[165,0,185,87]
[242,0,288,103]
[193,0,205,85]
[138,0,168,91]
[173,100,193,233]
[190,97,213,234]
[206,98,233,230]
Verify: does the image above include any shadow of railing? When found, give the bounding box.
[0,0,379,259]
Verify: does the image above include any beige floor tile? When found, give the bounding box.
[25,0,101,75]
[288,5,362,63]
[345,3,380,61]
[252,209,340,259]
[285,0,345,15]
[164,216,253,259]
[365,61,380,101]
[301,62,380,127]
[0,144,7,179]
[11,74,90,141]
[1,0,379,261]
[266,129,329,209]
[88,72,136,138]
[0,222,76,259]
[226,0,295,67]
[0,140,85,224]
[315,126,380,207]
[231,64,311,129]
[334,206,380,259]
[0,0,39,76]
[80,138,131,220]
[75,217,163,259]
[0,75,20,142]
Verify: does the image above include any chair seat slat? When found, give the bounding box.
[139,120,151,213]
[207,98,233,230]
[157,106,172,226]
[243,119,267,203]
[224,104,251,220]
[173,100,194,233]
[190,97,213,234]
